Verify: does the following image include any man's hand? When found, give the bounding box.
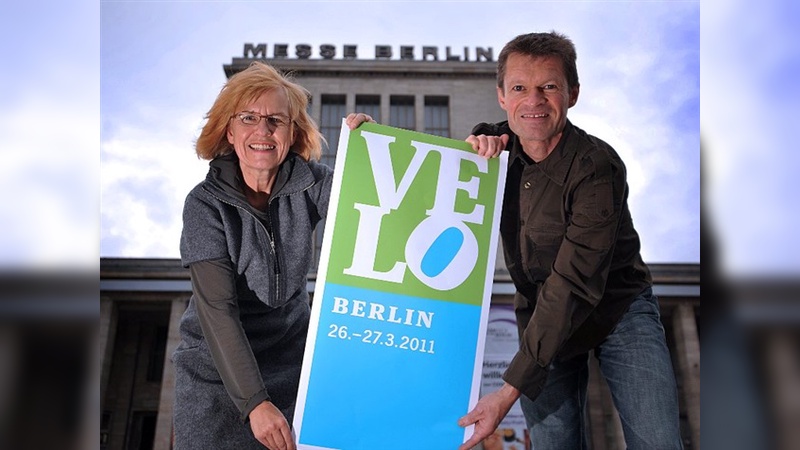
[457,382,521,450]
[466,133,509,159]
[345,112,376,130]
[248,401,295,450]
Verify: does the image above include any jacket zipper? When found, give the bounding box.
[265,183,316,306]
[265,201,280,306]
[204,176,317,307]
[204,188,282,306]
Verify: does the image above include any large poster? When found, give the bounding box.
[294,120,508,450]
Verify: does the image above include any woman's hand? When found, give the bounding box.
[466,133,509,159]
[345,112,376,130]
[249,401,295,450]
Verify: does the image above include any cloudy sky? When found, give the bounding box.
[4,0,799,276]
[31,0,800,274]
[97,1,700,267]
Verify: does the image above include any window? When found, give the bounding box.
[390,95,415,130]
[319,94,347,168]
[424,96,450,137]
[355,95,381,123]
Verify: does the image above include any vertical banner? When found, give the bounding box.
[481,304,531,450]
[294,120,507,450]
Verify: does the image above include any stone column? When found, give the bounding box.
[672,303,700,450]
[380,93,391,129]
[310,92,321,125]
[591,355,624,450]
[346,93,355,117]
[152,297,188,450]
[586,354,608,450]
[415,94,425,132]
[766,332,800,450]
[99,296,117,407]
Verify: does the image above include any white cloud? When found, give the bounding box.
[571,37,700,263]
[101,109,208,257]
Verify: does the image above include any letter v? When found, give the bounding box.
[360,131,432,210]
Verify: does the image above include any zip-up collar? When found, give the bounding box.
[203,151,317,209]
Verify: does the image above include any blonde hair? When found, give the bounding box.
[195,61,323,161]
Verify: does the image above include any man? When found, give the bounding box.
[458,32,683,449]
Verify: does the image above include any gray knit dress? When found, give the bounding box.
[173,152,332,449]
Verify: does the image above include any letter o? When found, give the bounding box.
[405,216,478,291]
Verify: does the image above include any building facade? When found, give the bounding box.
[99,259,700,450]
[223,45,508,270]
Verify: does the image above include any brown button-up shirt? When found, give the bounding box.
[473,120,652,401]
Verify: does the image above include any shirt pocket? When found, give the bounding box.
[521,223,564,282]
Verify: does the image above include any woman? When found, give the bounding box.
[173,61,372,450]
